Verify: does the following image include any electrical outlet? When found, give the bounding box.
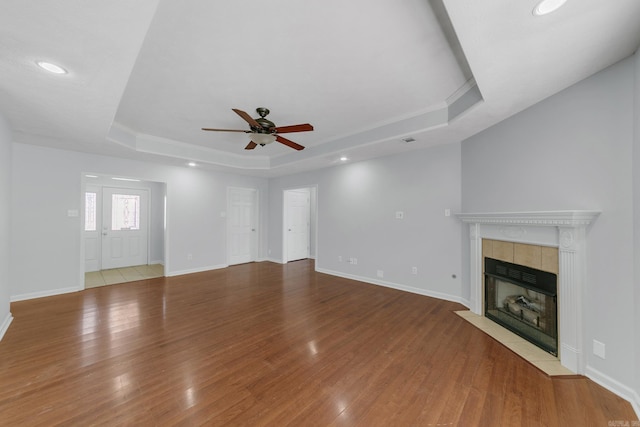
[411,267,418,275]
[187,253,193,260]
[377,270,384,278]
[444,208,451,217]
[593,340,606,359]
[395,211,404,220]
[338,255,342,262]
[352,258,358,265]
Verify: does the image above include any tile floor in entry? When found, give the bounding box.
[85,264,164,288]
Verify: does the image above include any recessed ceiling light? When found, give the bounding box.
[36,61,68,74]
[532,0,567,16]
[187,162,197,167]
[340,156,349,162]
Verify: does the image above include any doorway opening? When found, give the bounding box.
[283,187,317,263]
[81,175,166,288]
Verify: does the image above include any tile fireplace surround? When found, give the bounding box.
[456,211,600,375]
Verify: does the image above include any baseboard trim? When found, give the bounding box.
[0,312,13,342]
[632,390,640,421]
[11,286,82,302]
[315,267,465,305]
[166,263,228,277]
[584,365,640,419]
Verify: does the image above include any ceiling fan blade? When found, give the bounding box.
[273,123,314,134]
[201,128,248,132]
[276,135,305,151]
[232,108,261,128]
[245,141,257,150]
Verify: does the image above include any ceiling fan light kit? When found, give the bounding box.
[250,133,277,145]
[202,107,313,151]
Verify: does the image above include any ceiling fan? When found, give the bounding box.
[202,107,313,151]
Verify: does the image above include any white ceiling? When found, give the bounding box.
[1,0,639,177]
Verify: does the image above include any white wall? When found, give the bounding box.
[11,143,268,300]
[462,55,638,406]
[149,180,166,264]
[269,143,462,302]
[0,113,12,339]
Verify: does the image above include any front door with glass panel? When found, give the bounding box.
[101,187,149,270]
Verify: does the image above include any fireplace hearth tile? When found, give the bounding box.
[455,310,574,376]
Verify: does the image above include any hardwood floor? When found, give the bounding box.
[0,260,637,426]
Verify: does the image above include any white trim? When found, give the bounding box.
[457,210,600,227]
[315,267,465,305]
[584,365,640,419]
[633,391,640,421]
[11,286,82,302]
[0,312,13,341]
[166,263,228,277]
[446,77,478,105]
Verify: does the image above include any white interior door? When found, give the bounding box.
[101,187,149,270]
[228,187,258,265]
[83,185,101,272]
[284,189,310,262]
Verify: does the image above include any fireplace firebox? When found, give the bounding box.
[485,257,558,356]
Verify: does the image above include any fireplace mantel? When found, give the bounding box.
[457,210,600,227]
[456,210,600,374]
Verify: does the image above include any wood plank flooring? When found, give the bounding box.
[0,260,637,426]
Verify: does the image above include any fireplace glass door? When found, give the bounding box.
[485,258,558,356]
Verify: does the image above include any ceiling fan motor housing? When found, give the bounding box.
[253,108,275,133]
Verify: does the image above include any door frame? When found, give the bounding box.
[282,185,318,264]
[226,186,259,265]
[83,184,102,272]
[80,174,166,287]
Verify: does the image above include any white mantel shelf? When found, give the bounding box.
[456,210,600,227]
[456,210,601,375]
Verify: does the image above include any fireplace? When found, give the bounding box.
[456,211,600,374]
[484,257,558,355]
